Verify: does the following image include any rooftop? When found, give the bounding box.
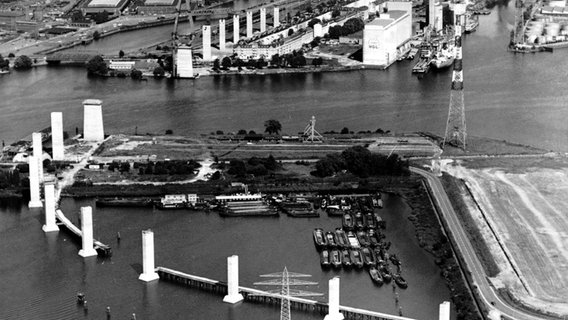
[87,0,122,7]
[366,10,407,28]
[143,0,177,6]
[83,99,103,105]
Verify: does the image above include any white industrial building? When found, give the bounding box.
[174,45,194,78]
[363,9,412,67]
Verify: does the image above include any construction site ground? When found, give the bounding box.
[444,158,568,316]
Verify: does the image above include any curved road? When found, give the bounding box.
[410,167,549,320]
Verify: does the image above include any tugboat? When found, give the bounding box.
[369,266,384,285]
[313,228,328,250]
[356,230,371,247]
[354,212,366,230]
[361,247,376,267]
[335,228,349,248]
[320,249,331,268]
[350,249,364,268]
[342,249,352,267]
[394,273,408,289]
[342,212,354,230]
[325,231,338,248]
[330,249,342,268]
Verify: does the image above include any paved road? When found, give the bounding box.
[410,167,549,320]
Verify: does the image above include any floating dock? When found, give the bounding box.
[156,266,415,320]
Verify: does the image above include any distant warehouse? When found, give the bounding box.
[137,0,180,15]
[81,0,130,16]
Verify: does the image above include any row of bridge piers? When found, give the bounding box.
[200,6,280,60]
[139,230,452,320]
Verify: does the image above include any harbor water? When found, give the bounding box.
[0,194,451,320]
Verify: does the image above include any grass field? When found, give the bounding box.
[448,163,568,314]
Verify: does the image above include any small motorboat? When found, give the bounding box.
[365,212,376,229]
[346,231,360,248]
[367,229,380,247]
[325,231,338,248]
[313,228,328,250]
[356,230,371,247]
[330,249,342,268]
[320,249,331,268]
[335,228,349,248]
[342,249,352,267]
[369,266,384,285]
[361,247,376,267]
[379,264,392,283]
[354,212,366,229]
[350,249,364,268]
[394,273,408,289]
[342,212,354,230]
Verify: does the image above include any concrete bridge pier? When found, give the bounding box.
[202,25,212,61]
[219,19,226,51]
[223,255,244,303]
[78,206,98,257]
[324,277,344,320]
[260,7,266,33]
[273,7,280,28]
[51,112,64,161]
[246,11,253,38]
[42,183,59,232]
[139,229,160,282]
[233,14,240,43]
[439,301,450,320]
[28,156,43,208]
[32,132,44,182]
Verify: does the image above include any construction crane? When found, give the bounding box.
[172,0,194,78]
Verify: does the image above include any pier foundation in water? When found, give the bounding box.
[139,229,160,282]
[324,277,344,320]
[223,255,244,303]
[78,206,98,257]
[42,183,59,232]
[51,112,64,161]
[28,156,43,208]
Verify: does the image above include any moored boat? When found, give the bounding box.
[390,253,401,266]
[365,212,376,229]
[356,230,371,247]
[369,266,384,285]
[350,249,364,268]
[431,43,455,69]
[335,228,349,248]
[330,249,342,268]
[361,247,376,267]
[96,197,154,207]
[313,228,328,249]
[342,249,352,267]
[320,249,331,268]
[346,231,360,248]
[374,213,386,229]
[367,229,380,247]
[342,212,354,230]
[325,231,338,248]
[379,265,392,283]
[394,274,408,289]
[354,212,366,230]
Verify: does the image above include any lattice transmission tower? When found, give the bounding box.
[303,116,323,143]
[253,267,322,320]
[443,15,466,150]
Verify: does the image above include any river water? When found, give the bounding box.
[0,1,567,151]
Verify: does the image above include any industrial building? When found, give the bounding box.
[363,9,412,67]
[81,0,129,16]
[136,0,180,15]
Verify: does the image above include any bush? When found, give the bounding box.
[13,55,33,69]
[165,129,173,135]
[131,69,143,79]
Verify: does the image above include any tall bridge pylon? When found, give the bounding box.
[253,267,322,320]
[443,15,466,150]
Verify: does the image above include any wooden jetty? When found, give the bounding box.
[156,266,415,320]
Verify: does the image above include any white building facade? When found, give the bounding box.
[363,10,412,67]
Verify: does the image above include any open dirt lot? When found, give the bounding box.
[447,163,568,314]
